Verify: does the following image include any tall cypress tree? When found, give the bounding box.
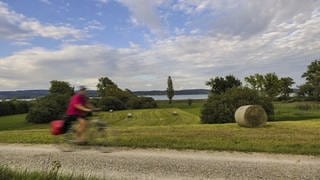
[167,76,174,104]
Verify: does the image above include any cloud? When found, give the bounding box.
[0,2,86,41]
[85,20,106,31]
[172,0,319,37]
[95,0,109,4]
[117,0,165,34]
[1,7,319,91]
[0,1,319,91]
[39,0,51,5]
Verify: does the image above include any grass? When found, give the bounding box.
[0,101,320,155]
[157,99,205,116]
[0,165,99,180]
[99,108,200,127]
[0,119,319,155]
[158,100,320,121]
[274,101,320,121]
[0,114,47,131]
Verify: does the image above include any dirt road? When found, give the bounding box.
[0,144,319,179]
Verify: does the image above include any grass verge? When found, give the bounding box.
[0,165,98,180]
[0,120,319,155]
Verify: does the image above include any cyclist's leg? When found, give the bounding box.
[76,117,88,141]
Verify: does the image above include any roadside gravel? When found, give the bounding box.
[0,144,319,179]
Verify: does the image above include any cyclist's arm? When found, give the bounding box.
[86,102,95,109]
[75,104,91,112]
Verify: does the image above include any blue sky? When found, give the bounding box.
[0,0,319,91]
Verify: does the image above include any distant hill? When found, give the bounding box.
[0,89,210,99]
[134,89,210,96]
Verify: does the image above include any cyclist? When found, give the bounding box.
[64,85,93,144]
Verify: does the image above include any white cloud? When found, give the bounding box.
[0,1,319,91]
[39,0,51,5]
[117,0,165,34]
[0,2,86,41]
[95,0,109,4]
[172,0,319,37]
[85,20,106,31]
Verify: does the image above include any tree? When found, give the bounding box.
[264,73,280,99]
[301,59,320,100]
[245,74,265,92]
[279,77,295,99]
[167,76,174,104]
[27,80,72,123]
[206,75,241,94]
[298,84,314,97]
[49,80,74,96]
[96,77,157,109]
[97,77,117,97]
[201,87,274,124]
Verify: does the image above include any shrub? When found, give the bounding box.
[125,97,142,109]
[26,94,69,123]
[201,87,274,124]
[98,96,126,111]
[0,100,30,116]
[139,97,157,108]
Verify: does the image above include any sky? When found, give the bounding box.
[0,0,319,91]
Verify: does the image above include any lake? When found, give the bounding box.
[143,94,208,100]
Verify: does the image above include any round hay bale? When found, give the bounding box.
[235,105,267,128]
[172,111,178,116]
[127,113,132,118]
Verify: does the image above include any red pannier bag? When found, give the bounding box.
[50,120,64,135]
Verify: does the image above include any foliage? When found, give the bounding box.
[264,73,281,99]
[201,87,274,124]
[245,73,294,100]
[206,75,241,94]
[26,94,69,123]
[300,59,320,100]
[244,74,265,91]
[49,80,74,96]
[0,100,30,116]
[298,84,314,97]
[138,97,158,108]
[96,77,118,97]
[279,77,295,100]
[167,76,174,104]
[96,77,157,110]
[98,96,126,111]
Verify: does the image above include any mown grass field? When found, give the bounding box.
[0,102,319,155]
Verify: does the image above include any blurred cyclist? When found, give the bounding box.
[65,85,93,144]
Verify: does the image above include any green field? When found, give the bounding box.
[0,101,319,155]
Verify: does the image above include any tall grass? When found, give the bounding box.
[0,164,99,180]
[274,102,320,121]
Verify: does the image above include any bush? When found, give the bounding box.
[26,94,69,123]
[138,97,157,108]
[201,87,274,124]
[98,96,126,111]
[0,100,30,116]
[125,97,142,109]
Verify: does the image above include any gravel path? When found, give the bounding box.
[0,143,319,179]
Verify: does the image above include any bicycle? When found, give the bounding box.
[59,112,110,153]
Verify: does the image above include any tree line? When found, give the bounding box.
[201,59,320,124]
[27,78,157,123]
[205,59,320,101]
